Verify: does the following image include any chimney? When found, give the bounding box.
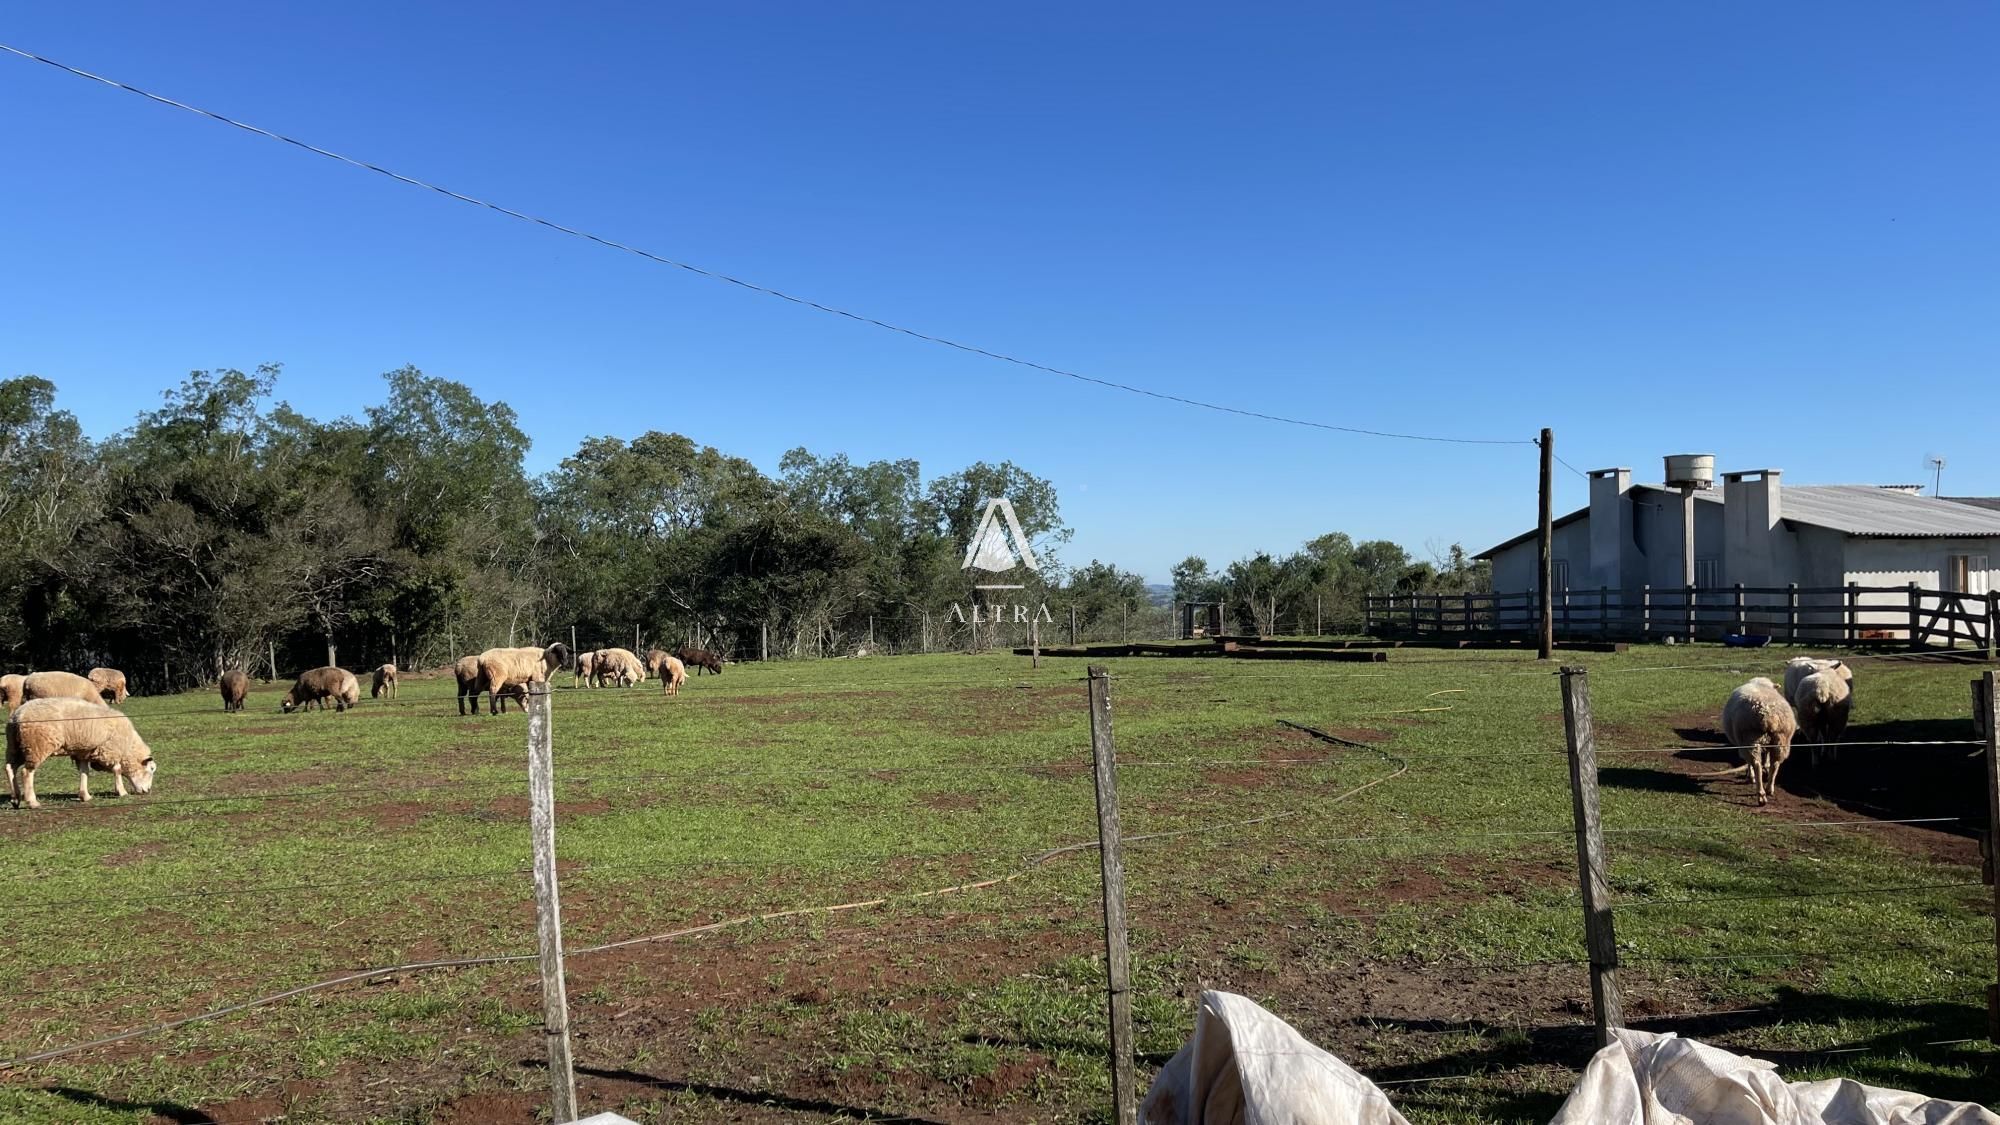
[1722,469,1782,587]
[1587,468,1632,588]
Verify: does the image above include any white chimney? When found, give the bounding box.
[1722,469,1782,587]
[1587,468,1632,588]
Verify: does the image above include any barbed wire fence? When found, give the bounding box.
[0,659,1995,1121]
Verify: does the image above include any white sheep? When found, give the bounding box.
[7,696,157,809]
[1782,657,1846,706]
[1792,668,1853,763]
[22,671,104,705]
[475,643,570,715]
[659,654,687,697]
[0,674,23,713]
[593,647,646,687]
[1717,677,1797,806]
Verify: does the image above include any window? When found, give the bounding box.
[1552,560,1570,590]
[1946,554,1990,595]
[1695,557,1721,590]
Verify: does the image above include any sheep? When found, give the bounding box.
[0,674,23,713]
[1782,657,1849,704]
[645,648,674,678]
[593,647,646,687]
[7,696,156,810]
[574,650,598,688]
[1793,668,1853,763]
[676,647,724,676]
[1716,677,1797,806]
[371,663,398,700]
[22,671,105,706]
[659,654,687,697]
[219,669,249,712]
[88,667,129,705]
[455,655,489,716]
[282,666,361,713]
[475,643,570,716]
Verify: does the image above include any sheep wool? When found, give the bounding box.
[1722,677,1797,806]
[475,643,570,715]
[22,671,103,706]
[282,667,361,713]
[219,669,249,713]
[88,667,129,705]
[0,674,23,713]
[7,696,157,809]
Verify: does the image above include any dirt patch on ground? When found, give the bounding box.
[99,842,166,868]
[919,792,981,811]
[430,1091,544,1124]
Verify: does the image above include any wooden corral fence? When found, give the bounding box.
[1366,584,1998,653]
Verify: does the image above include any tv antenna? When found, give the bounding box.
[1925,455,1947,496]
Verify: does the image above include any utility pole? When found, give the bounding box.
[1538,428,1554,660]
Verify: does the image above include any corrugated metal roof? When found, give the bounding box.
[1477,484,2000,558]
[1775,485,2000,537]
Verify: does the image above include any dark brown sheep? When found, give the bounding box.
[676,647,724,676]
[219,669,249,712]
[282,666,360,713]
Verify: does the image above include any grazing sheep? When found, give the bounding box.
[676,647,724,676]
[475,643,570,716]
[593,647,646,687]
[1718,677,1797,806]
[1793,668,1853,761]
[22,671,104,706]
[371,663,398,700]
[7,697,156,810]
[282,666,361,713]
[659,654,687,697]
[219,669,249,712]
[645,649,674,678]
[454,655,487,716]
[574,650,598,688]
[87,667,129,705]
[0,674,23,713]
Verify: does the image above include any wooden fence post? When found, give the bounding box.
[1733,583,1746,635]
[1071,604,1079,645]
[1599,586,1610,639]
[1684,584,1697,643]
[1980,670,1999,1043]
[1786,584,1799,645]
[1640,585,1650,640]
[525,683,577,1120]
[1846,582,1859,643]
[1085,666,1137,1125]
[570,626,578,687]
[1317,595,1324,637]
[761,622,769,663]
[1909,582,1923,650]
[1988,592,1997,662]
[1560,667,1625,1047]
[1031,617,1040,669]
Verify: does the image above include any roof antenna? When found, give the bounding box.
[1925,454,1947,497]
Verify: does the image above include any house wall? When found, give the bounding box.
[1843,538,2000,634]
[1630,491,1725,591]
[1488,518,1593,596]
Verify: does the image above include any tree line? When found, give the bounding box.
[0,367,1487,691]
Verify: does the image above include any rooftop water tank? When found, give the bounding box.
[1665,453,1715,490]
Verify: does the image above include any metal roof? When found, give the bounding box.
[1476,484,2000,559]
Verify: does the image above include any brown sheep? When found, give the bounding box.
[475,643,570,716]
[454,655,487,716]
[676,647,723,675]
[593,647,646,687]
[0,674,23,713]
[219,669,249,712]
[659,654,687,697]
[23,671,104,706]
[282,666,361,713]
[8,697,156,809]
[645,648,674,678]
[87,667,129,705]
[371,663,398,700]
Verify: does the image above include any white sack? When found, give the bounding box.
[1139,990,1410,1125]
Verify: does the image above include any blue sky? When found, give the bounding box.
[4,3,1995,582]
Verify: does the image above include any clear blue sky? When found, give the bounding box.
[4,3,1995,582]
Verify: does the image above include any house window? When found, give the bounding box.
[1551,560,1570,590]
[1946,554,1989,594]
[1695,557,1721,590]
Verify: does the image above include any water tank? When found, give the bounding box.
[1664,453,1715,490]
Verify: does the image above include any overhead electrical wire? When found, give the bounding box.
[0,41,1542,447]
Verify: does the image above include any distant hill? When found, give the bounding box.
[1145,583,1172,607]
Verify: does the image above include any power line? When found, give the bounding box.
[0,42,1533,448]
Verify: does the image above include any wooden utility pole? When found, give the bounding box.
[1979,670,1998,1042]
[1560,667,1625,1046]
[1538,428,1554,659]
[1085,666,1137,1125]
[525,683,577,1119]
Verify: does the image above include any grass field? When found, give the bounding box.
[1,647,1994,1123]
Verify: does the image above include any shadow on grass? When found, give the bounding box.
[1347,987,1994,1107]
[571,1063,952,1123]
[1780,718,1988,837]
[41,1087,215,1123]
[1598,766,1705,795]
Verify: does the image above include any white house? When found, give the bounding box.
[1477,461,2000,619]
